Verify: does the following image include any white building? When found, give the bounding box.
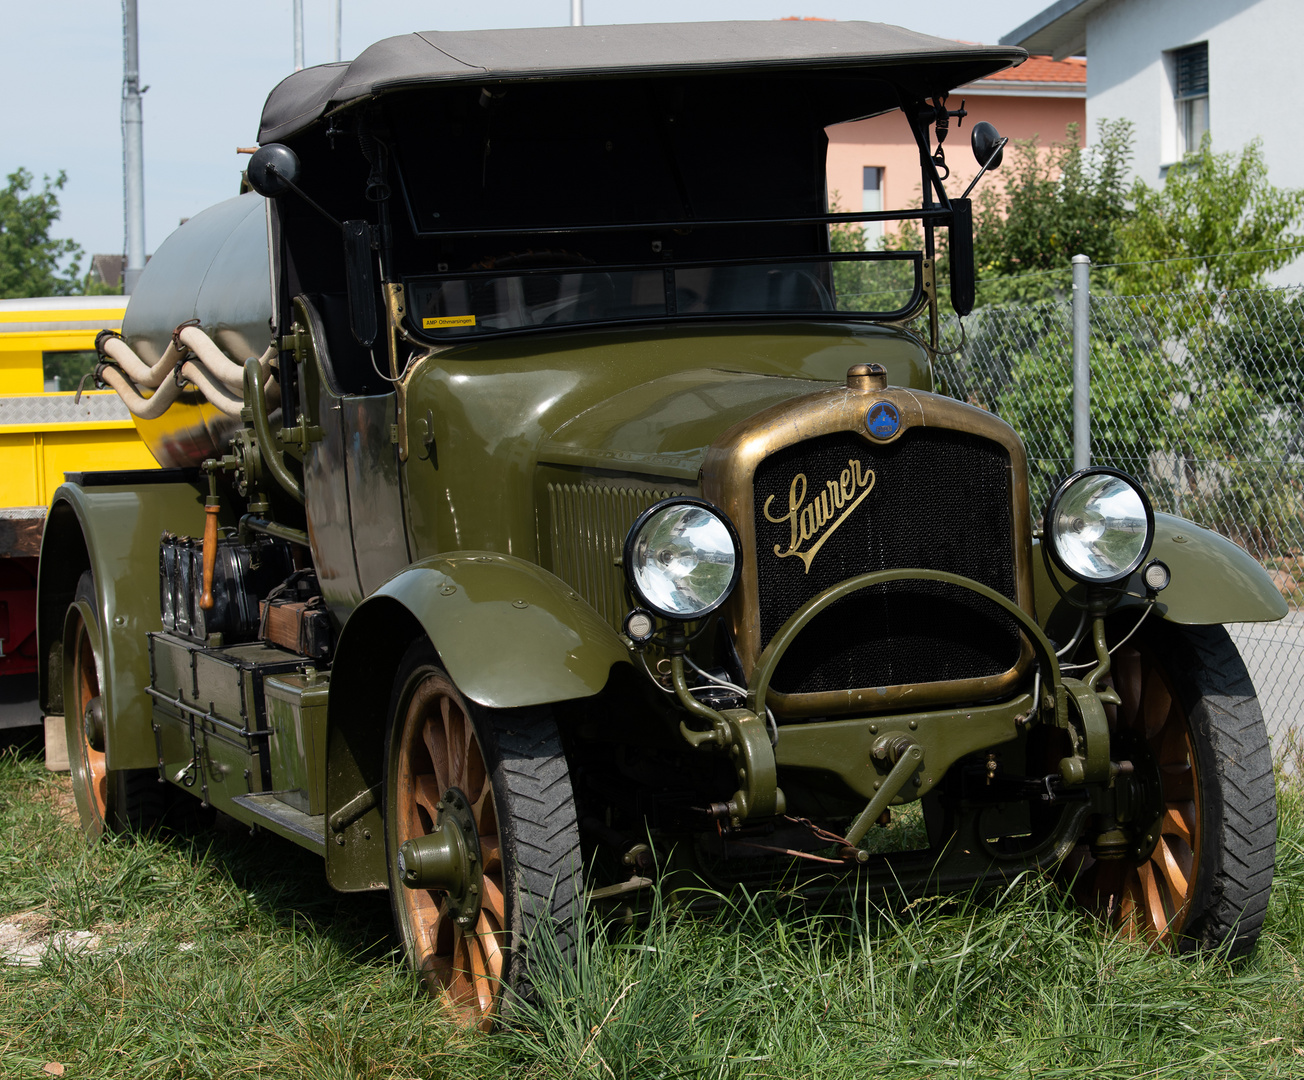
[1002,0,1304,228]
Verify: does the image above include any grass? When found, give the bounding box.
[2,728,1303,1079]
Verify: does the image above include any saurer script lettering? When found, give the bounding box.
[762,460,875,573]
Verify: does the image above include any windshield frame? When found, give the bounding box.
[403,249,925,344]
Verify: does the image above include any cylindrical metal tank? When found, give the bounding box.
[121,193,273,467]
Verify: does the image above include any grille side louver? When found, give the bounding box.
[547,483,675,629]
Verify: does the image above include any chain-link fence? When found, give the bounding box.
[934,283,1304,761]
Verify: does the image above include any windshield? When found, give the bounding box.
[360,75,961,344]
[406,253,920,340]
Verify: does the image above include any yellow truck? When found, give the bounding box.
[0,296,156,730]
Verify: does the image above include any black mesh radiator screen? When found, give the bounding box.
[752,428,1020,696]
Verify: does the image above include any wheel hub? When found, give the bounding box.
[396,786,484,928]
[82,695,105,752]
[1104,730,1165,862]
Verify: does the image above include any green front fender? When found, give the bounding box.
[1035,511,1287,631]
[323,551,630,891]
[350,550,631,710]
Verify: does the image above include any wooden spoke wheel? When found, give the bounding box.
[63,572,166,841]
[386,643,582,1029]
[65,574,111,841]
[1069,622,1275,956]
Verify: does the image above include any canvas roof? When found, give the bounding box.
[258,20,1026,142]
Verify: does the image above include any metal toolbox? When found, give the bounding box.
[148,633,309,798]
[263,670,330,815]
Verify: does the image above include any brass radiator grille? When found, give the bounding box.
[547,483,674,629]
[752,428,1018,695]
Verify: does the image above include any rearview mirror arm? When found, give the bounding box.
[960,137,1010,202]
[265,164,344,235]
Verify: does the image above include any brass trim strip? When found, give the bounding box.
[748,567,1058,721]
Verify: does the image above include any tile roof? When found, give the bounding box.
[982,54,1085,83]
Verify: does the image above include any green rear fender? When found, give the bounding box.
[323,551,629,891]
[1035,511,1287,632]
[38,478,209,772]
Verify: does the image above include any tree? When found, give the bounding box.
[944,125,1304,556]
[971,119,1133,303]
[1115,137,1304,294]
[0,168,84,298]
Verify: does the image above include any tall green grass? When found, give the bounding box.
[2,731,1302,1079]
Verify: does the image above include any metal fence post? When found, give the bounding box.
[1071,254,1091,471]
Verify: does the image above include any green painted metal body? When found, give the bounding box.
[264,673,330,815]
[690,565,1070,845]
[776,692,1032,836]
[38,476,208,771]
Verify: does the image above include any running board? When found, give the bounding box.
[230,792,326,854]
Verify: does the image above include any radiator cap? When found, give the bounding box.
[847,363,888,392]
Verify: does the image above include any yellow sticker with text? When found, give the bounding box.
[423,315,476,329]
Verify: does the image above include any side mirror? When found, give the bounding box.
[246,144,302,198]
[971,122,1004,171]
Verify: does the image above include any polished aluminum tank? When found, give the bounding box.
[120,193,272,467]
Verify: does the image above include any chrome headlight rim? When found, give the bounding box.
[1044,467,1155,586]
[622,497,743,621]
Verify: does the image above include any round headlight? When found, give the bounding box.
[624,499,742,620]
[1045,468,1155,585]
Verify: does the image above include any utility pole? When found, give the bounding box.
[294,0,305,70]
[334,0,342,62]
[571,0,583,26]
[122,0,146,295]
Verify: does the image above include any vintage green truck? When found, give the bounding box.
[42,21,1283,1027]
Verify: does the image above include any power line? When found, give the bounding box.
[975,243,1304,285]
[1094,243,1304,271]
[975,266,1070,284]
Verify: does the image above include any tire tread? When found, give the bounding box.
[1164,624,1276,957]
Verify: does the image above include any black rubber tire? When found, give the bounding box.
[1071,620,1276,957]
[1161,623,1276,956]
[384,640,582,1027]
[66,571,170,841]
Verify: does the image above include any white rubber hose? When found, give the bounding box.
[96,365,184,419]
[177,326,253,393]
[97,330,279,418]
[100,334,182,389]
[176,359,246,418]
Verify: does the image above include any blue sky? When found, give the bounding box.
[2,1,1051,267]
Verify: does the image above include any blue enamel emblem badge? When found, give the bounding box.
[866,401,900,439]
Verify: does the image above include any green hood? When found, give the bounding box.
[401,322,928,561]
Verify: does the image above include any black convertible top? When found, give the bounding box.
[258,20,1025,142]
